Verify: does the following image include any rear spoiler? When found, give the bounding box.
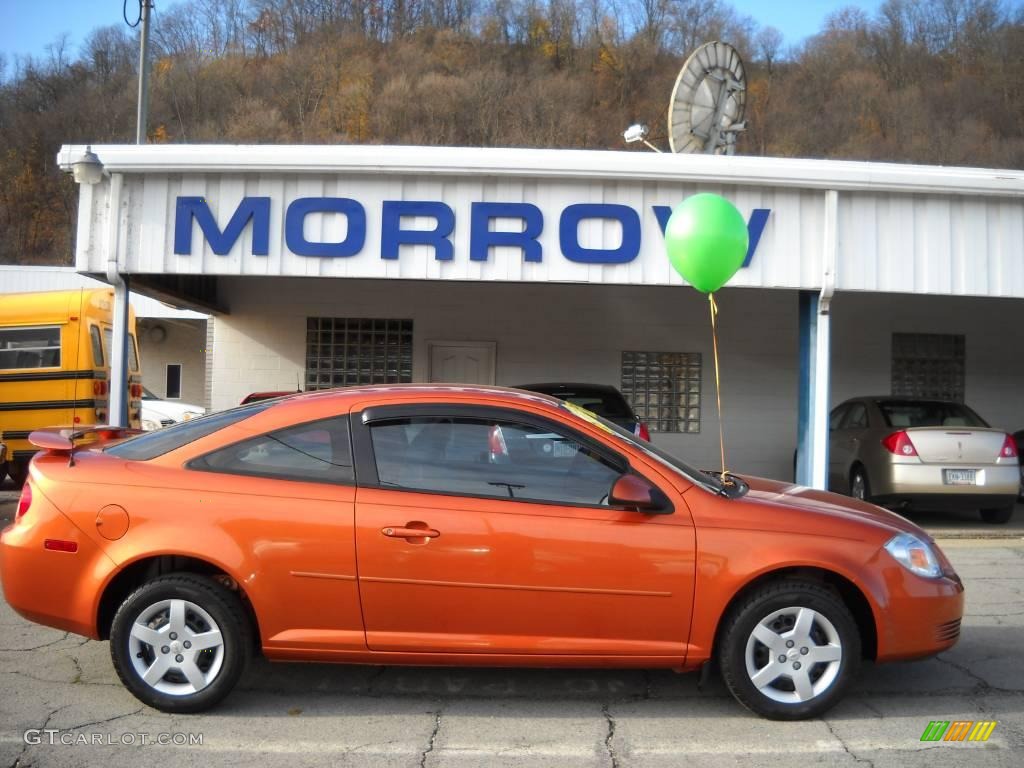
[29,426,145,466]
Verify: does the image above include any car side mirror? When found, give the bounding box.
[609,474,671,514]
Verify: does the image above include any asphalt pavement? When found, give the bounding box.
[1,488,1022,767]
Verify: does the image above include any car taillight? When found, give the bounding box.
[16,481,32,521]
[882,430,918,457]
[1000,434,1018,458]
[635,422,651,441]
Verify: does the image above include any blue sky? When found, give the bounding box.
[0,0,885,67]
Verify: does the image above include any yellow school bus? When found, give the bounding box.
[0,288,142,485]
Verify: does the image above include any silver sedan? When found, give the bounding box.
[828,397,1019,524]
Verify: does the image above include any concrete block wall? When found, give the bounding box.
[210,277,1024,483]
[212,277,800,480]
[137,318,207,406]
[830,292,1024,434]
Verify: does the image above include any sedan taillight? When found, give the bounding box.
[1000,434,1018,459]
[16,481,32,521]
[882,430,918,457]
[635,422,651,441]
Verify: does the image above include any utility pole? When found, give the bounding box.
[136,0,153,144]
[111,1,154,427]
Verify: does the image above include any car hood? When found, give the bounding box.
[738,475,925,538]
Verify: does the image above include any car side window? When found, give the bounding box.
[841,402,868,430]
[368,416,622,506]
[191,416,353,484]
[829,405,847,431]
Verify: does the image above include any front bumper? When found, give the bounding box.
[874,563,965,662]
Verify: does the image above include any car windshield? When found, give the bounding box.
[557,401,724,494]
[521,386,634,419]
[141,387,159,401]
[106,401,273,460]
[876,400,989,429]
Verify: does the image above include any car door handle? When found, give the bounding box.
[382,525,440,540]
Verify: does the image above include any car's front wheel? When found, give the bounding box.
[980,505,1014,524]
[718,579,861,720]
[110,574,252,712]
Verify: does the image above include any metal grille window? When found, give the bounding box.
[620,351,701,433]
[306,318,413,389]
[891,333,965,402]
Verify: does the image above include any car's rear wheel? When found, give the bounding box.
[979,505,1014,524]
[850,467,870,502]
[110,574,251,713]
[6,460,27,488]
[718,579,861,720]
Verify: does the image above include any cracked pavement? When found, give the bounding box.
[1,497,1023,766]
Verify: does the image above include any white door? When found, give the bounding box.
[427,341,496,384]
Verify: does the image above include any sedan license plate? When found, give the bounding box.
[943,469,977,486]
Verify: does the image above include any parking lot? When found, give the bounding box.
[1,487,1022,767]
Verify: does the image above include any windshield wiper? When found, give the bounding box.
[488,481,526,498]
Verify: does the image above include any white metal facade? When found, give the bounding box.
[58,145,1024,298]
[0,266,206,319]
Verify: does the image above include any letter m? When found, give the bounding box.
[920,721,949,741]
[174,196,270,256]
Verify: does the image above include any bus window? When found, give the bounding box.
[90,326,104,366]
[129,334,140,372]
[102,328,139,371]
[0,326,61,369]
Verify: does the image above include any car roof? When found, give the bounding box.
[271,383,566,409]
[516,382,622,394]
[840,396,963,405]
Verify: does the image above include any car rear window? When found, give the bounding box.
[106,401,273,460]
[876,400,988,429]
[524,387,634,419]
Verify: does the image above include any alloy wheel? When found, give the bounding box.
[851,473,866,500]
[128,598,225,695]
[744,606,843,704]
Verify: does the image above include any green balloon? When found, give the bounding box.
[664,193,749,293]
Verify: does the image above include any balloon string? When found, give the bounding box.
[709,292,729,484]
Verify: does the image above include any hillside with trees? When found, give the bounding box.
[1,0,1022,264]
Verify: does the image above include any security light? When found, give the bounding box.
[622,124,662,153]
[623,124,649,143]
[73,146,104,185]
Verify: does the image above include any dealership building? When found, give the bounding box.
[54,144,1024,486]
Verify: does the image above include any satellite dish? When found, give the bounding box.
[668,41,747,155]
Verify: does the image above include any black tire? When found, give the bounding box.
[110,573,252,713]
[979,505,1014,524]
[7,461,28,488]
[718,579,861,720]
[849,467,870,502]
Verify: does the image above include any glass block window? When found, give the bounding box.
[621,351,702,433]
[891,333,965,402]
[306,318,413,390]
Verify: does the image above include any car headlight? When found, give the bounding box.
[141,419,161,432]
[182,411,203,421]
[884,533,942,579]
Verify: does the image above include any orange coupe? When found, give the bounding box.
[0,385,963,719]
